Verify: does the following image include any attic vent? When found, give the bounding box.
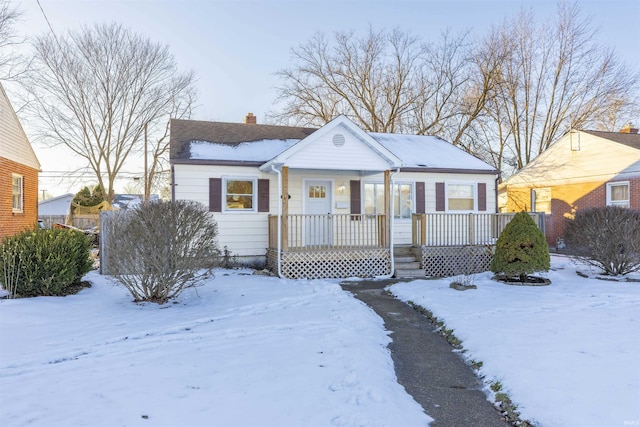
[333,133,345,147]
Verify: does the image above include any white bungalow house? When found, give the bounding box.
[170,114,519,279]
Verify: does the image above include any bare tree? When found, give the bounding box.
[272,26,506,162]
[106,200,219,304]
[28,23,196,202]
[273,27,484,136]
[485,3,639,172]
[0,0,27,80]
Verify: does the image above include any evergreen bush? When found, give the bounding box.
[106,200,219,304]
[564,206,640,276]
[490,211,550,281]
[0,228,93,297]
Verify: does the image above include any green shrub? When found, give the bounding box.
[490,211,550,281]
[0,228,93,297]
[564,206,640,276]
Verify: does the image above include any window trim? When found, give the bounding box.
[11,173,24,213]
[222,176,258,213]
[445,182,477,212]
[606,181,630,208]
[363,181,414,220]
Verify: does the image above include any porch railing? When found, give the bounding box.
[269,214,387,251]
[412,212,546,246]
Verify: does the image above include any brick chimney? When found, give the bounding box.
[619,123,639,134]
[244,112,257,124]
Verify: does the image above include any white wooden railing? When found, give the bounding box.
[269,214,387,250]
[412,212,546,246]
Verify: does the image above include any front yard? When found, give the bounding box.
[390,254,640,427]
[0,255,637,426]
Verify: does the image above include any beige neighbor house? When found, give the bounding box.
[171,114,533,279]
[500,125,640,248]
[0,83,41,240]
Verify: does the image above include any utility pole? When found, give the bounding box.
[144,123,149,202]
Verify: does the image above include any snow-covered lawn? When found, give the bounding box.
[390,255,640,427]
[0,270,429,427]
[1,256,639,427]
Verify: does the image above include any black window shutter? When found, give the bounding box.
[350,180,361,215]
[209,178,222,212]
[435,182,445,212]
[478,183,487,211]
[415,182,425,214]
[258,179,269,212]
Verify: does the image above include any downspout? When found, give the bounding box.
[495,174,500,213]
[382,168,401,279]
[271,164,283,278]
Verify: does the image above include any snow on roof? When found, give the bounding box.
[189,139,300,162]
[369,133,495,171]
[188,133,495,171]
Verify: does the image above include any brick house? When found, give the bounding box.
[499,125,640,247]
[0,83,41,240]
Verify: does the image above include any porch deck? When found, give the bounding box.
[268,212,545,279]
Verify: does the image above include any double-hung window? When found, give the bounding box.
[364,182,413,219]
[12,174,23,213]
[223,177,257,211]
[447,183,475,211]
[606,181,629,208]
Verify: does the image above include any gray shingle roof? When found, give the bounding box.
[170,119,317,160]
[582,130,640,150]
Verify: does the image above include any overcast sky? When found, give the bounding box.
[7,0,640,196]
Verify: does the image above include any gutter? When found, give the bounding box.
[271,164,283,278]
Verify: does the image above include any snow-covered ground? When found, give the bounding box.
[0,270,430,427]
[390,255,640,427]
[1,256,638,427]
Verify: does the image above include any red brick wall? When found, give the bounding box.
[0,157,39,240]
[505,177,640,247]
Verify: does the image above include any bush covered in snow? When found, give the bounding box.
[490,211,550,282]
[106,200,219,303]
[564,206,640,276]
[0,228,93,297]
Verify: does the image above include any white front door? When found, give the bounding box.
[305,180,332,246]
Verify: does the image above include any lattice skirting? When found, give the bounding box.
[419,245,495,277]
[267,248,391,279]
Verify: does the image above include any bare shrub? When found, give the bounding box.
[107,200,219,303]
[564,206,640,276]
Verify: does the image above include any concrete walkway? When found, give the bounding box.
[340,279,509,427]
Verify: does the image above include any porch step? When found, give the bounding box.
[394,256,417,264]
[394,268,427,278]
[393,245,426,279]
[395,261,421,269]
[393,245,414,256]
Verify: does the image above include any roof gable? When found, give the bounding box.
[0,83,40,170]
[504,129,640,186]
[260,115,402,171]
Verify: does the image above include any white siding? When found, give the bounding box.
[174,164,275,258]
[0,84,40,169]
[284,125,391,171]
[394,171,497,244]
[175,164,497,252]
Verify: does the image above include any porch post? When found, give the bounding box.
[281,166,289,251]
[384,170,391,246]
